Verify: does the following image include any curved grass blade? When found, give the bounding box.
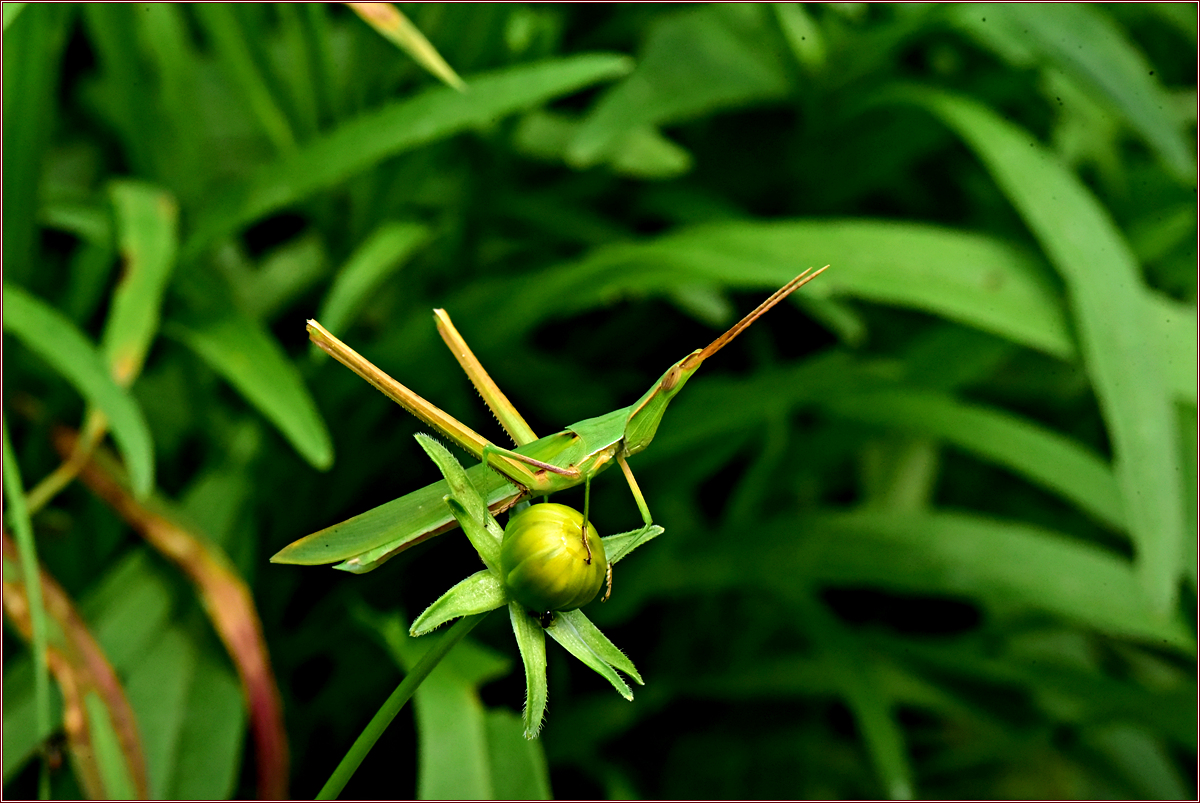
[348,3,465,91]
[62,432,289,799]
[359,606,510,799]
[183,53,633,258]
[450,221,1076,360]
[904,87,1186,617]
[799,595,914,800]
[103,180,179,386]
[955,3,1195,181]
[169,313,333,470]
[4,284,155,497]
[739,511,1196,650]
[192,2,296,154]
[826,388,1125,531]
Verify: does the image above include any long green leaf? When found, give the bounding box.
[317,612,488,800]
[103,180,179,386]
[802,597,914,800]
[167,650,246,799]
[904,88,1185,616]
[170,313,333,470]
[708,511,1195,650]
[955,3,1195,181]
[1148,291,1197,403]
[84,692,139,800]
[183,53,633,258]
[825,387,1125,530]
[449,220,1076,360]
[3,285,155,497]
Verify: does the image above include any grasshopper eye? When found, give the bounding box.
[661,365,682,392]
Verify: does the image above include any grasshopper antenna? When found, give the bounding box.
[682,265,829,370]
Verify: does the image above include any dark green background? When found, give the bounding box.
[4,3,1196,799]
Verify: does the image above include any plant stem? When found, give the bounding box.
[316,612,489,800]
[2,416,52,800]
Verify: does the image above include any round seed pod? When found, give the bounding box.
[500,503,606,613]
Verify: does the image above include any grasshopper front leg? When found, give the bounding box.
[603,454,655,601]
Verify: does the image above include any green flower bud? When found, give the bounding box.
[500,503,606,613]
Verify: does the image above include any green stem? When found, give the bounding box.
[2,416,53,800]
[316,612,489,800]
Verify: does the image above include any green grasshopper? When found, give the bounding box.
[272,266,828,575]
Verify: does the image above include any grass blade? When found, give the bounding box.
[746,511,1195,649]
[183,53,633,258]
[348,3,465,91]
[907,87,1186,617]
[63,432,289,800]
[957,3,1195,181]
[170,313,333,470]
[453,220,1076,360]
[1,418,52,795]
[485,709,552,799]
[4,285,155,497]
[826,388,1125,530]
[361,607,511,799]
[0,533,151,799]
[801,596,914,800]
[103,180,179,386]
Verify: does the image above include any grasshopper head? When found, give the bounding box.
[621,266,828,456]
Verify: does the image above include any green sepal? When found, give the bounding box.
[508,601,548,739]
[410,570,507,637]
[556,609,643,685]
[602,524,664,566]
[414,433,503,570]
[545,610,636,699]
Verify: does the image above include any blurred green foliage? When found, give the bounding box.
[3,3,1196,799]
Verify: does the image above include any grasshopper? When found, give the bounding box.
[272,267,828,575]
